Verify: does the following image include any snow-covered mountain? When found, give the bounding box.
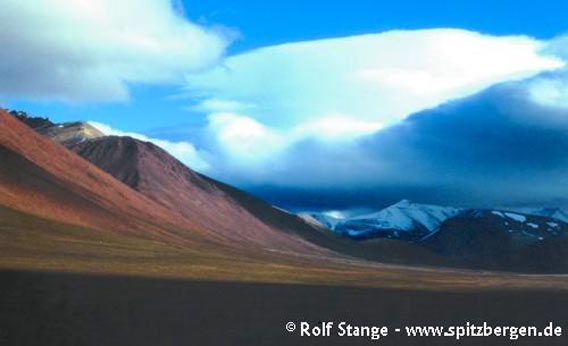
[305,200,568,242]
[305,200,462,241]
[304,201,568,272]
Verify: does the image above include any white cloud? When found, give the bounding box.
[206,113,287,164]
[528,75,568,109]
[514,34,568,111]
[89,121,211,172]
[185,29,563,134]
[203,112,385,173]
[0,0,229,101]
[293,116,384,140]
[188,98,257,113]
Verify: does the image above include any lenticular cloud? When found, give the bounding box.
[185,29,563,131]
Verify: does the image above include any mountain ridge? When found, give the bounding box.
[306,200,568,272]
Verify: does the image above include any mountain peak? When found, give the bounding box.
[8,110,106,146]
[392,199,413,208]
[39,122,105,146]
[309,200,462,241]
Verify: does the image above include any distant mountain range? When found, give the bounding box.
[304,200,568,241]
[2,109,568,274]
[304,201,568,272]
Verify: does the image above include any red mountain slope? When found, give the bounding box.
[69,136,332,254]
[0,110,330,256]
[0,110,213,246]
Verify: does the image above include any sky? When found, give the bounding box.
[184,0,568,52]
[3,0,568,210]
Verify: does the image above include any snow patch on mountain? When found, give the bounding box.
[491,211,505,218]
[504,212,527,223]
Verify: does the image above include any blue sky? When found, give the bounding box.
[187,0,568,52]
[3,0,568,209]
[6,0,568,131]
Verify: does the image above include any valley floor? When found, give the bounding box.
[2,269,568,346]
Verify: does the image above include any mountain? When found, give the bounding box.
[306,200,461,241]
[67,135,332,253]
[306,201,568,272]
[0,109,213,245]
[422,209,568,273]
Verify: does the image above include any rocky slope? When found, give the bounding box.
[0,110,214,246]
[422,210,568,272]
[68,135,328,253]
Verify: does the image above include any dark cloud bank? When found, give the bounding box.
[237,71,568,211]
